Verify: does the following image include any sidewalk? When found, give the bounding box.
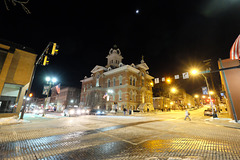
[0,113,63,125]
[205,117,240,129]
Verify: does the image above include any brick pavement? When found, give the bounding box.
[0,112,240,160]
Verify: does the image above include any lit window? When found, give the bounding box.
[113,78,116,87]
[118,90,122,101]
[119,76,122,85]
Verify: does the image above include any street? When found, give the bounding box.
[0,107,240,160]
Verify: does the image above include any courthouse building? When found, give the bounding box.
[80,45,154,112]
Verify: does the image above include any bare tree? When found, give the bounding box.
[4,0,31,14]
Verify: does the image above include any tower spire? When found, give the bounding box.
[141,55,145,63]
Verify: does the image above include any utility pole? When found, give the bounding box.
[19,42,58,119]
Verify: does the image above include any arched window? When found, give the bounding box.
[133,78,136,86]
[107,79,111,87]
[113,77,116,87]
[118,90,122,101]
[130,90,133,101]
[134,91,137,101]
[119,76,122,85]
[130,77,132,85]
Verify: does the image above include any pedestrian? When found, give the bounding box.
[123,108,127,116]
[184,109,191,121]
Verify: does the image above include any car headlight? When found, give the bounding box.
[77,110,81,114]
[96,111,101,114]
[69,109,75,114]
[101,111,105,114]
[86,110,89,113]
[81,110,86,114]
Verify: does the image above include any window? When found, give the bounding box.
[113,78,116,87]
[133,78,136,86]
[142,79,144,86]
[134,91,137,101]
[118,90,122,101]
[0,83,22,113]
[113,94,115,101]
[130,77,132,85]
[107,79,111,87]
[0,49,7,72]
[119,76,122,85]
[130,91,133,101]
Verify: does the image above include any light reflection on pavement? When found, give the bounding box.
[0,107,240,159]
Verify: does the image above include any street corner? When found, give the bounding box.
[0,116,30,125]
[204,117,240,129]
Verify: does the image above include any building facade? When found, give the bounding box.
[0,40,37,117]
[50,86,80,111]
[80,46,154,112]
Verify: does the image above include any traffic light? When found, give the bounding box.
[29,93,33,97]
[51,43,59,55]
[43,55,49,66]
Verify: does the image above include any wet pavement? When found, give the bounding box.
[0,108,240,160]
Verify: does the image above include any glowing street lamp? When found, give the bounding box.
[42,76,58,116]
[209,91,214,95]
[191,69,199,75]
[171,87,177,93]
[166,77,172,84]
[190,68,215,118]
[194,94,199,98]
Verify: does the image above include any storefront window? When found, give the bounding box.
[0,83,22,113]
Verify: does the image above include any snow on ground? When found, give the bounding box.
[0,116,30,125]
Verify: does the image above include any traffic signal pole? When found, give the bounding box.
[200,63,240,122]
[19,42,54,119]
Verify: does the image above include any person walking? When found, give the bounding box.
[123,108,127,116]
[184,109,191,121]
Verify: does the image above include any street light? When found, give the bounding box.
[194,94,199,98]
[190,69,216,118]
[170,87,177,94]
[42,76,57,116]
[166,77,172,84]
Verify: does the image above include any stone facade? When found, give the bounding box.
[0,40,36,117]
[80,46,154,112]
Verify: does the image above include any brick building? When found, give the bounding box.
[50,86,80,111]
[80,45,154,112]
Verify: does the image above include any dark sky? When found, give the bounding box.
[1,0,240,97]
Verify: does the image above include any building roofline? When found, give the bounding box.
[0,39,35,53]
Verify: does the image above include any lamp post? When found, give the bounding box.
[190,69,217,118]
[42,76,57,116]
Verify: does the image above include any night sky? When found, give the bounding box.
[1,0,240,97]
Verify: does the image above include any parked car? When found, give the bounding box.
[204,108,213,116]
[63,107,89,117]
[89,109,106,115]
[33,108,44,115]
[63,107,81,117]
